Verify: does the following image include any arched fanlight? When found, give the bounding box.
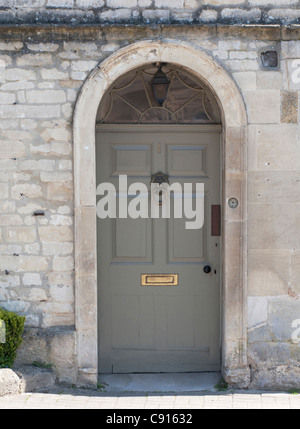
[151,63,170,107]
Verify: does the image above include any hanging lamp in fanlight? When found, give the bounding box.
[151,62,170,107]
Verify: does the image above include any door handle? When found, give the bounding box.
[203,265,212,274]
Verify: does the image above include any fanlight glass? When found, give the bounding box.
[97,64,221,125]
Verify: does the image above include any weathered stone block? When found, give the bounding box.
[23,273,42,286]
[248,249,291,296]
[27,90,66,104]
[38,225,73,242]
[281,91,298,123]
[11,184,43,200]
[248,203,300,249]
[269,296,300,342]
[0,369,20,397]
[248,296,268,328]
[5,227,37,243]
[244,90,281,123]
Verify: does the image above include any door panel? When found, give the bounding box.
[167,144,206,177]
[169,214,205,262]
[97,126,221,373]
[112,216,152,262]
[111,144,152,176]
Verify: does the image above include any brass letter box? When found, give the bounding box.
[141,274,179,286]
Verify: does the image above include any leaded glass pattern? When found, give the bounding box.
[97,64,221,125]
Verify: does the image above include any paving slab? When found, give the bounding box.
[99,372,221,393]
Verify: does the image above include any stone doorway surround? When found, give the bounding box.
[73,40,249,388]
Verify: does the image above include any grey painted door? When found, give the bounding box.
[96,125,221,374]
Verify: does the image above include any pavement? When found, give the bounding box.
[0,372,300,409]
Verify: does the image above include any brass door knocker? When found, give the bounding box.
[151,172,169,206]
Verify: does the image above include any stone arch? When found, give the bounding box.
[73,40,249,388]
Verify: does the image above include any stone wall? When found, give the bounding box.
[0,1,300,25]
[0,21,300,388]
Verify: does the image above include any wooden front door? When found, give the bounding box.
[96,125,221,373]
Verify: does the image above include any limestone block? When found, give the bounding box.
[27,43,59,52]
[14,328,49,366]
[47,0,74,7]
[11,183,42,200]
[0,214,22,226]
[248,203,300,249]
[25,288,48,302]
[0,104,61,119]
[203,0,244,4]
[20,159,55,171]
[30,142,71,156]
[49,214,73,226]
[281,91,298,123]
[5,227,37,243]
[232,71,256,91]
[107,0,136,6]
[255,124,300,170]
[20,256,49,272]
[142,9,170,21]
[23,273,42,286]
[27,90,66,104]
[16,54,53,67]
[291,250,300,294]
[138,0,152,6]
[0,183,8,199]
[221,8,261,22]
[244,90,281,124]
[248,171,300,204]
[5,68,36,81]
[256,71,282,90]
[0,141,26,159]
[155,0,184,8]
[248,249,290,296]
[199,9,218,22]
[42,241,73,255]
[0,200,15,212]
[49,285,74,303]
[248,296,268,329]
[38,225,73,242]
[49,329,76,384]
[47,271,73,287]
[46,182,73,202]
[17,366,56,393]
[40,302,74,327]
[40,172,72,182]
[53,256,74,271]
[71,60,98,72]
[0,369,20,397]
[269,296,300,342]
[0,42,23,51]
[0,92,16,104]
[76,0,104,7]
[40,68,68,80]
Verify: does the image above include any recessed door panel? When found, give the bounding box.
[112,216,152,262]
[167,144,206,177]
[111,144,151,176]
[168,211,205,263]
